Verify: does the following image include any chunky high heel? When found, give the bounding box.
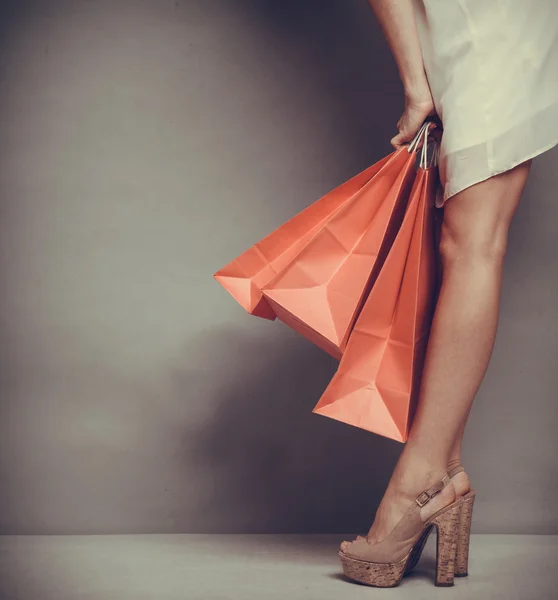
[404,464,476,578]
[447,465,476,577]
[339,472,462,587]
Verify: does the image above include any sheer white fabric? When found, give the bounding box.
[412,0,558,206]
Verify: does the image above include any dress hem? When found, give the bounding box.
[438,136,558,208]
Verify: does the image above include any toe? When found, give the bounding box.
[340,534,369,553]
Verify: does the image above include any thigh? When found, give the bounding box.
[441,160,532,245]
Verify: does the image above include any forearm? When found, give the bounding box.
[367,0,428,95]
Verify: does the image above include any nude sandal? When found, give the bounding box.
[404,464,476,578]
[339,472,462,587]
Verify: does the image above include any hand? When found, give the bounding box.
[391,88,437,150]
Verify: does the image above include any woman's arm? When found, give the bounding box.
[367,0,436,148]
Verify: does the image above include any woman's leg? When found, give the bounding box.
[367,160,532,542]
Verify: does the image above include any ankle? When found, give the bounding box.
[388,477,457,525]
[390,462,450,499]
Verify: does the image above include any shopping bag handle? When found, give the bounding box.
[407,120,439,169]
[420,124,439,169]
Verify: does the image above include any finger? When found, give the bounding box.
[393,126,415,144]
[390,133,405,149]
[397,123,419,145]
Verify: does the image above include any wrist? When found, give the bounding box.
[402,73,431,102]
[404,81,433,107]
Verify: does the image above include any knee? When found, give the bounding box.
[438,161,531,266]
[439,218,509,266]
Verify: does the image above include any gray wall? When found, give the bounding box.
[0,0,556,535]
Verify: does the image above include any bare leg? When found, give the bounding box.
[367,161,532,542]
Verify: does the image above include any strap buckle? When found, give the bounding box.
[415,474,449,507]
[415,491,431,507]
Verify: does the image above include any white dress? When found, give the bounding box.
[412,0,558,206]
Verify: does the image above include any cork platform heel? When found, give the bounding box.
[448,465,476,577]
[404,464,476,578]
[339,472,462,587]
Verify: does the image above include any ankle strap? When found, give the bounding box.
[448,465,464,478]
[415,472,451,507]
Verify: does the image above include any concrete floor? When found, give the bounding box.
[0,534,556,600]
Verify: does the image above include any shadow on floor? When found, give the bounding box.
[184,0,406,534]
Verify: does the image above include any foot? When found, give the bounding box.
[360,469,457,547]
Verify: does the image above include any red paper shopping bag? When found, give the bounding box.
[261,147,418,359]
[312,161,440,442]
[213,153,393,320]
